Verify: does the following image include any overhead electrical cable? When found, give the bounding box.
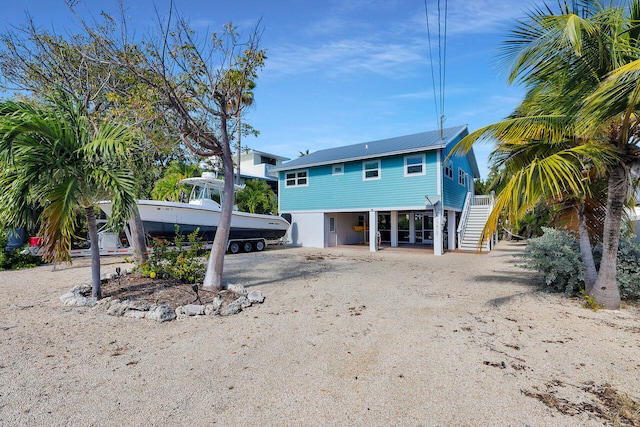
[424,0,439,134]
[424,0,448,140]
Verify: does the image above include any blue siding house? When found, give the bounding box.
[273,125,480,255]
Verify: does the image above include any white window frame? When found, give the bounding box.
[285,169,309,188]
[444,161,453,180]
[458,168,466,186]
[404,154,426,177]
[332,164,344,176]
[362,159,381,181]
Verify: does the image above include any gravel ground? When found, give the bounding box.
[1,241,639,426]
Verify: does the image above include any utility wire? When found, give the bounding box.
[424,0,439,135]
[425,0,448,140]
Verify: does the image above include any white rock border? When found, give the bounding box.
[61,278,265,322]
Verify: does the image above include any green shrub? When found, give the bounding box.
[518,227,584,295]
[519,227,640,300]
[592,235,640,300]
[0,230,41,271]
[134,227,206,284]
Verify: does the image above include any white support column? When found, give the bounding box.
[369,209,377,252]
[409,213,416,244]
[433,204,443,256]
[390,211,398,247]
[447,210,456,250]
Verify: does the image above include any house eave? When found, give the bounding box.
[273,144,448,172]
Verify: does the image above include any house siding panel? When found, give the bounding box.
[442,142,473,211]
[280,152,439,211]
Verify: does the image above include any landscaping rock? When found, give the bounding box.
[236,296,251,309]
[247,290,265,304]
[220,300,242,316]
[60,284,96,307]
[205,297,223,316]
[176,304,206,318]
[225,283,247,296]
[146,304,176,322]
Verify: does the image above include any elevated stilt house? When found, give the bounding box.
[274,125,495,254]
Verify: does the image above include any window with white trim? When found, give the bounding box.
[332,164,344,175]
[285,169,309,187]
[444,161,453,179]
[458,168,466,186]
[404,154,425,176]
[363,160,381,180]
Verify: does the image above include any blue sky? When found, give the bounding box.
[1,0,545,178]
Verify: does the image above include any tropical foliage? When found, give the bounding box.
[235,180,277,214]
[451,0,640,309]
[134,228,206,285]
[520,227,640,300]
[0,91,137,298]
[152,161,201,202]
[0,230,40,270]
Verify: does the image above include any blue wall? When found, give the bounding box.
[280,152,439,211]
[442,143,473,211]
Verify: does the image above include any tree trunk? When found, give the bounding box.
[236,114,241,186]
[86,206,102,299]
[127,208,148,264]
[202,121,234,291]
[577,205,597,294]
[592,164,626,309]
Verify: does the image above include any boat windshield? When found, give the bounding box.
[189,184,222,204]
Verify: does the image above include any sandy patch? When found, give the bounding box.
[1,241,639,426]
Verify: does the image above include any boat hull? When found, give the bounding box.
[99,200,290,242]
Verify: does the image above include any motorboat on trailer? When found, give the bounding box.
[98,172,290,253]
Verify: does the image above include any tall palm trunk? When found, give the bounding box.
[577,205,598,294]
[203,121,235,291]
[592,164,626,309]
[86,206,102,299]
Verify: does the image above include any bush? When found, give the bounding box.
[0,229,41,271]
[519,227,640,299]
[134,227,206,284]
[518,227,584,295]
[592,235,640,300]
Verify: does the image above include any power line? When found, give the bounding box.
[424,0,448,139]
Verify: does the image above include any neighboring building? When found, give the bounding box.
[235,149,290,192]
[273,125,489,255]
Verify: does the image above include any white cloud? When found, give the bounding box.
[266,38,426,78]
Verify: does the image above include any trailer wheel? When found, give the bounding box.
[255,240,265,252]
[243,241,253,252]
[229,241,240,254]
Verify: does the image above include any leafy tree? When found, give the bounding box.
[235,180,277,214]
[0,91,137,298]
[152,161,201,202]
[451,0,640,309]
[77,2,266,291]
[0,9,192,263]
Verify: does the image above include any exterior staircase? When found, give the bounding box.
[457,193,495,252]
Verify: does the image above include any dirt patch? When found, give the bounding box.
[101,272,239,308]
[522,381,640,426]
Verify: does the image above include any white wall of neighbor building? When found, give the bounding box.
[286,212,325,248]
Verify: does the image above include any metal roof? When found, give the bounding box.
[273,125,470,172]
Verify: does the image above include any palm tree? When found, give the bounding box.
[235,179,277,214]
[0,91,137,299]
[452,0,640,308]
[152,161,201,202]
